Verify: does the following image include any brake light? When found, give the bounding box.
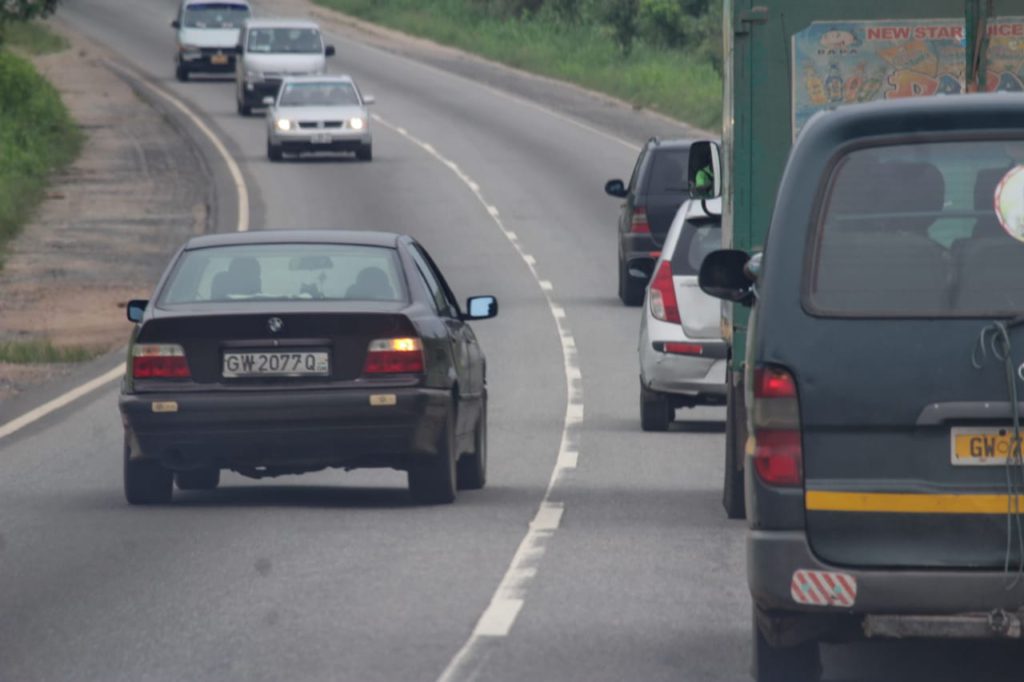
[649,260,680,323]
[363,337,424,374]
[751,366,802,486]
[664,342,703,356]
[132,344,191,379]
[630,207,650,234]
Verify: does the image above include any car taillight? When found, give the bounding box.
[363,337,424,374]
[664,342,703,356]
[132,344,191,379]
[751,366,802,486]
[648,260,680,323]
[630,207,650,234]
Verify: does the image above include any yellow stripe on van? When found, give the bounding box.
[806,491,1024,515]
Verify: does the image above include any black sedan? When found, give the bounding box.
[119,230,497,505]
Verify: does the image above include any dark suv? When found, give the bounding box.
[605,138,692,306]
[701,95,1024,682]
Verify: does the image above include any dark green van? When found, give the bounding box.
[700,94,1024,681]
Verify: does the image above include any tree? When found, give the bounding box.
[0,0,61,44]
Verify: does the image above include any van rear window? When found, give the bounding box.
[809,139,1024,316]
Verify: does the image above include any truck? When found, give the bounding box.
[711,0,1024,519]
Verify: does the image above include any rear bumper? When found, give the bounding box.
[119,387,450,472]
[749,530,1024,614]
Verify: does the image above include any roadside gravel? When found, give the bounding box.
[0,23,210,401]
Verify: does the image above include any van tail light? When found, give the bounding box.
[363,337,424,374]
[649,261,680,323]
[132,344,191,379]
[751,366,802,486]
[630,207,650,234]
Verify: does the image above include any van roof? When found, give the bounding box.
[183,0,251,7]
[242,17,321,30]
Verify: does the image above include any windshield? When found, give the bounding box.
[809,138,1024,316]
[279,82,359,107]
[182,3,249,29]
[159,244,406,304]
[246,27,323,54]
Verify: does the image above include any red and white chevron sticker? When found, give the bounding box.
[791,569,857,607]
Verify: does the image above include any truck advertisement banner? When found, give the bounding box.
[792,18,1024,137]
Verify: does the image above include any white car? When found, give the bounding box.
[265,75,374,162]
[172,0,251,82]
[638,197,726,431]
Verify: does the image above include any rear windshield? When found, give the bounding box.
[246,28,322,54]
[159,244,406,305]
[279,81,359,107]
[670,216,721,276]
[809,139,1024,316]
[182,4,249,29]
[646,149,689,195]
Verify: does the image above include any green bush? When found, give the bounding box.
[0,49,82,254]
[314,0,722,127]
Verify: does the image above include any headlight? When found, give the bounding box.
[246,70,264,82]
[349,117,365,131]
[275,119,292,132]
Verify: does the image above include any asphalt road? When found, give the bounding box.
[2,1,1019,680]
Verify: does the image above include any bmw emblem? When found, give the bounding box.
[268,317,283,333]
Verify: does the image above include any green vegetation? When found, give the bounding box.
[0,341,100,364]
[4,20,69,55]
[0,30,82,257]
[313,0,722,128]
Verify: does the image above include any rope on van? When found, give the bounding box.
[972,318,1024,589]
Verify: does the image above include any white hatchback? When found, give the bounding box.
[638,198,727,431]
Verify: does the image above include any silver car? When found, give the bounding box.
[638,197,726,431]
[265,75,374,162]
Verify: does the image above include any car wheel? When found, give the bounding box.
[175,468,220,491]
[753,612,822,682]
[267,141,283,162]
[723,384,747,519]
[123,432,173,505]
[237,98,252,117]
[618,258,644,306]
[175,63,189,82]
[456,397,487,490]
[640,383,672,431]
[356,144,372,161]
[408,404,457,504]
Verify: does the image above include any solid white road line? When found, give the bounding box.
[370,113,585,682]
[0,62,251,444]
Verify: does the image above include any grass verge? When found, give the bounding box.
[312,0,722,129]
[4,20,70,56]
[0,341,101,364]
[0,31,82,260]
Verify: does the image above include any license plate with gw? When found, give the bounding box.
[210,53,229,65]
[223,350,329,378]
[951,427,1023,466]
[311,133,332,144]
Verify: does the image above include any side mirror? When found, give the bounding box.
[171,19,181,29]
[362,94,376,106]
[262,96,275,106]
[325,45,336,57]
[688,140,722,200]
[699,250,755,305]
[127,299,148,323]
[463,296,498,321]
[604,179,628,198]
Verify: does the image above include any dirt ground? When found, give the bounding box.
[0,24,210,402]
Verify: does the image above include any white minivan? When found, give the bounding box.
[172,0,252,82]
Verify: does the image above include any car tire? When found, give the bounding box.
[267,141,283,162]
[408,405,457,504]
[123,432,173,505]
[640,383,673,431]
[175,64,189,82]
[753,613,822,682]
[175,468,220,491]
[356,144,372,162]
[618,258,644,306]
[723,383,747,519]
[456,397,487,490]
[237,98,252,117]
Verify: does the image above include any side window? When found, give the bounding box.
[627,148,648,194]
[408,246,453,317]
[416,245,461,314]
